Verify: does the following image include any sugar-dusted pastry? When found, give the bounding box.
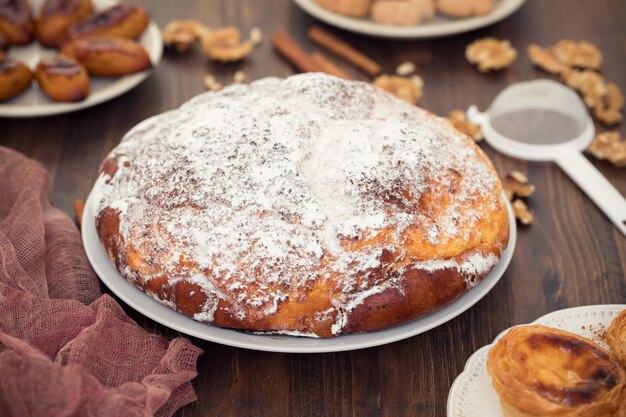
[0,57,32,101]
[488,324,626,417]
[35,55,89,102]
[61,36,151,76]
[67,4,149,41]
[436,0,494,17]
[607,309,626,367]
[94,73,509,338]
[315,0,372,18]
[35,0,93,48]
[0,0,33,45]
[371,0,435,26]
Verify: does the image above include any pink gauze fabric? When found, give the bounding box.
[0,146,203,417]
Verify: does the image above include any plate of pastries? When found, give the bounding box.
[0,0,162,117]
[83,73,516,352]
[293,0,526,39]
[448,304,626,417]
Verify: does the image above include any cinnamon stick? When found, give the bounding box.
[308,26,381,77]
[271,30,320,73]
[310,52,350,79]
[73,199,85,227]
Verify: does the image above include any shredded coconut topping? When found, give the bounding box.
[96,73,504,335]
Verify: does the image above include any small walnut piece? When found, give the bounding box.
[586,131,626,167]
[466,38,517,72]
[502,171,535,199]
[233,70,247,84]
[201,27,254,62]
[528,44,569,75]
[204,74,222,91]
[512,199,534,225]
[396,61,416,76]
[162,20,210,52]
[446,110,483,142]
[552,40,602,70]
[250,27,263,46]
[373,75,423,104]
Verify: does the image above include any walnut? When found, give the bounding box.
[552,40,602,70]
[233,70,247,84]
[606,83,625,110]
[373,75,423,104]
[396,61,416,76]
[528,44,569,75]
[586,131,626,167]
[204,74,222,91]
[502,171,535,200]
[201,27,254,62]
[249,27,263,46]
[512,199,533,225]
[562,70,623,125]
[162,20,210,52]
[465,38,517,72]
[446,110,483,142]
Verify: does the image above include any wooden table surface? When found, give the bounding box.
[1,1,625,416]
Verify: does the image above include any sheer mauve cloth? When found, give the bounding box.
[0,146,203,417]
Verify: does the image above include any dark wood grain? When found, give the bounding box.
[1,1,625,416]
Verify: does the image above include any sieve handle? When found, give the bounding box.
[555,150,626,236]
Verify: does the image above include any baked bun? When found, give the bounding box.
[95,73,509,338]
[0,0,33,45]
[607,309,626,367]
[487,324,626,417]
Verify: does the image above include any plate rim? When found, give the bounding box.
[446,303,626,417]
[0,19,163,118]
[292,0,526,39]
[82,187,516,353]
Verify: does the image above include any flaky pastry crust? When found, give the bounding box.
[488,324,626,417]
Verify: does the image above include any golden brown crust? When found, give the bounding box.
[95,75,509,338]
[0,57,32,101]
[35,55,89,102]
[0,0,33,45]
[607,309,626,368]
[67,4,149,41]
[35,0,93,47]
[487,324,626,417]
[60,36,151,76]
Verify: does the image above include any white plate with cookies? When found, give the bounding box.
[293,0,526,39]
[0,0,162,118]
[447,304,626,417]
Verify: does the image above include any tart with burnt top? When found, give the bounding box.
[95,73,509,338]
[487,324,626,417]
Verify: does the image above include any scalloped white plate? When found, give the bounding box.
[82,183,516,353]
[447,304,626,417]
[293,0,526,39]
[0,0,162,118]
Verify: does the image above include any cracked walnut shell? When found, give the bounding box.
[201,27,254,62]
[466,38,517,72]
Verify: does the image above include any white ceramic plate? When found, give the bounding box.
[447,304,626,417]
[82,186,516,353]
[293,0,525,39]
[0,0,162,118]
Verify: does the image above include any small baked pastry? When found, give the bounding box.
[371,0,435,26]
[35,55,89,102]
[0,0,33,45]
[487,324,626,417]
[436,0,494,17]
[607,309,626,367]
[61,36,151,76]
[95,73,509,338]
[35,0,93,48]
[0,57,32,101]
[314,0,372,18]
[67,4,149,41]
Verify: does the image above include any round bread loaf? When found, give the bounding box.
[95,73,509,338]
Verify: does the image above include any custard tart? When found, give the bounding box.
[487,324,625,417]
